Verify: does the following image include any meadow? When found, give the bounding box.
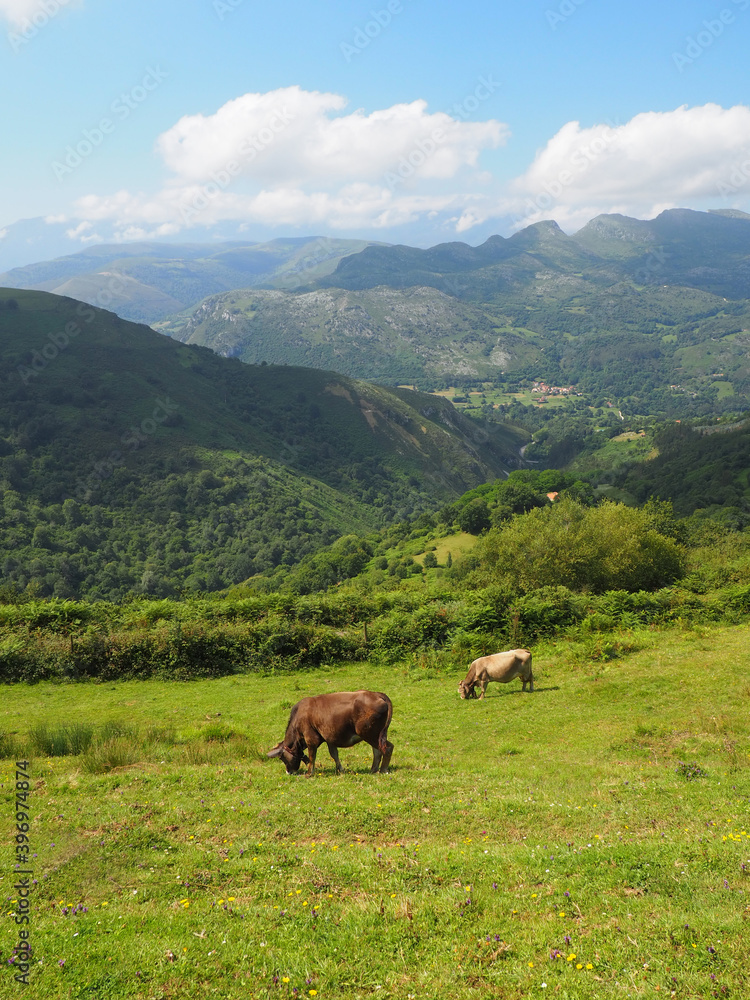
[2,621,750,999]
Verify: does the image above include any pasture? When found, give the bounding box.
[2,622,750,999]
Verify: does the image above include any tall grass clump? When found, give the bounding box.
[81,735,143,773]
[27,721,95,757]
[0,731,19,759]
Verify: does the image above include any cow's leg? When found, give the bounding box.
[305,744,319,777]
[379,740,394,773]
[478,680,487,699]
[327,744,344,774]
[370,745,383,773]
[524,673,534,692]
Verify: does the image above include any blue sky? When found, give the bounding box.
[1,0,750,261]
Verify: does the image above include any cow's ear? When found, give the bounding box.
[267,744,284,759]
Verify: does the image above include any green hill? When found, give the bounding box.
[0,289,525,600]
[167,284,543,383]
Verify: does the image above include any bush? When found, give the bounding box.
[509,587,588,643]
[473,498,686,595]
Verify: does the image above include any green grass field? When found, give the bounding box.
[2,623,750,999]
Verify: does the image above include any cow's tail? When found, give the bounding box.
[378,694,393,754]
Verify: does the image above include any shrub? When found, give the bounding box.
[473,498,686,594]
[509,586,588,643]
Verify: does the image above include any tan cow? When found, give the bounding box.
[267,690,394,776]
[458,648,533,699]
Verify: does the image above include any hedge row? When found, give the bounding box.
[0,621,365,684]
[2,583,749,683]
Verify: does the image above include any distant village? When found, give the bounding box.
[531,380,584,402]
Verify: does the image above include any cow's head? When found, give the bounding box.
[267,741,309,774]
[458,680,477,699]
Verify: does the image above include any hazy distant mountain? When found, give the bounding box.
[315,209,750,300]
[6,209,750,412]
[0,217,87,273]
[0,235,383,323]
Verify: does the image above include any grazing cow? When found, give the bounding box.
[458,648,533,699]
[267,690,394,776]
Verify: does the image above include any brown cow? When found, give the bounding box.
[267,690,394,776]
[458,649,533,699]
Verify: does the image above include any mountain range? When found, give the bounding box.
[4,205,750,421]
[165,209,750,410]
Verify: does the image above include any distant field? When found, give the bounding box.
[430,387,576,411]
[715,381,736,400]
[2,623,750,998]
[413,531,477,566]
[567,430,657,478]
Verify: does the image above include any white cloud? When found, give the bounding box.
[0,0,78,28]
[66,96,750,241]
[70,86,508,237]
[501,103,750,231]
[156,86,506,186]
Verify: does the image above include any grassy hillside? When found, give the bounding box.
[167,284,542,383]
[0,289,525,600]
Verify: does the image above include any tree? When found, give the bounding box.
[458,498,491,535]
